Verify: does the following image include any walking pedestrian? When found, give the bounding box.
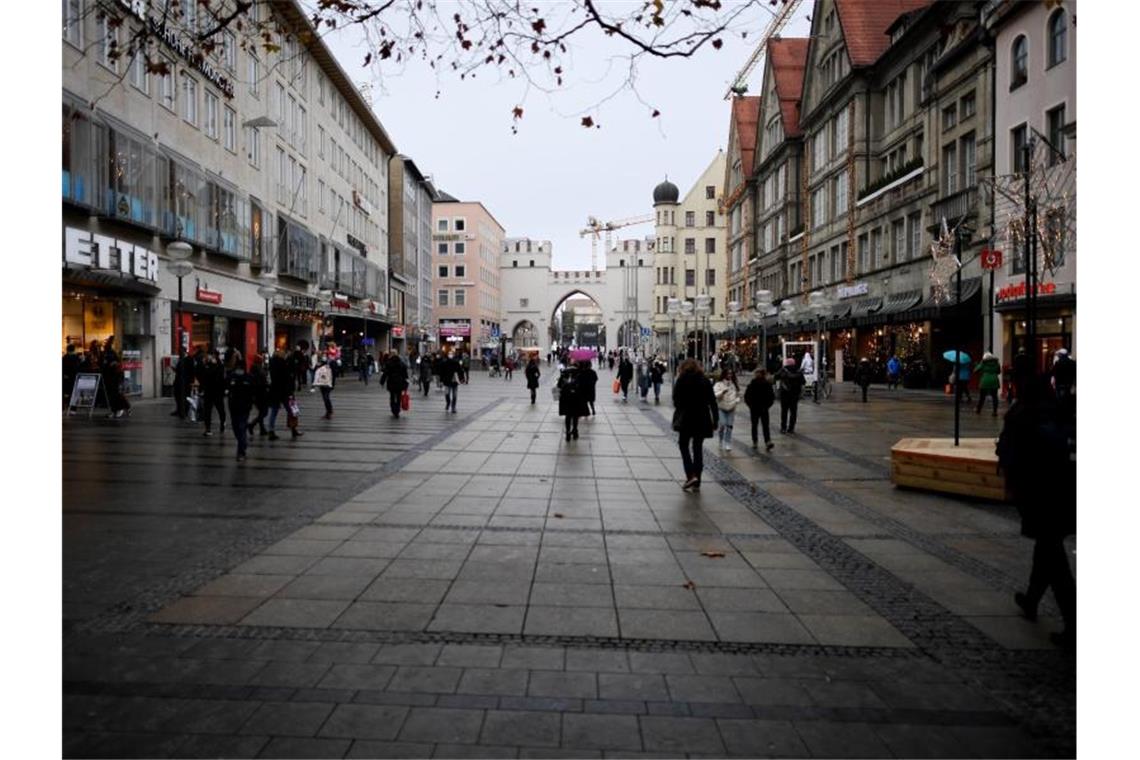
[505,357,514,381]
[672,359,719,492]
[381,352,409,418]
[225,350,255,462]
[886,354,902,390]
[649,359,665,404]
[617,353,633,402]
[774,358,805,434]
[173,348,197,420]
[577,359,598,416]
[998,375,1076,650]
[435,351,460,413]
[744,368,775,451]
[974,351,1002,416]
[854,357,873,403]
[358,350,372,385]
[459,354,470,384]
[557,362,589,441]
[418,353,434,397]
[267,347,302,440]
[101,336,131,418]
[1051,348,1076,400]
[951,359,972,403]
[608,354,615,372]
[800,350,816,402]
[525,356,541,404]
[247,353,270,437]
[63,343,82,411]
[314,355,334,419]
[197,349,227,436]
[713,369,741,452]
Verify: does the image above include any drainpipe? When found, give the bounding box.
[864,82,871,189]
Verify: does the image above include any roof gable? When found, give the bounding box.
[728,95,762,178]
[768,37,809,138]
[834,0,932,67]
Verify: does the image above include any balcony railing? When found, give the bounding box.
[929,186,977,229]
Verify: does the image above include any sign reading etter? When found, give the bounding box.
[64,227,159,284]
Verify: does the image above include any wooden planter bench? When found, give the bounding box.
[890,437,1009,502]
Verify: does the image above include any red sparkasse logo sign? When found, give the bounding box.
[980,249,1003,270]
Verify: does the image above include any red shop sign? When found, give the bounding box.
[196,287,223,304]
[995,280,1056,303]
[331,293,351,309]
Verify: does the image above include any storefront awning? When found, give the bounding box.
[878,289,924,315]
[851,296,883,318]
[897,276,982,322]
[63,266,161,297]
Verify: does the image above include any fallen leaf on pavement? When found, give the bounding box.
[681,580,697,590]
[701,551,726,559]
[553,513,564,518]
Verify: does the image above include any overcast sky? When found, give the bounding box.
[321,4,812,271]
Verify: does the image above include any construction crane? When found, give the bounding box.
[578,214,654,271]
[723,0,804,99]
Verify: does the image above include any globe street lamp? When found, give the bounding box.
[666,297,681,379]
[694,294,711,364]
[752,289,773,371]
[256,272,279,355]
[727,301,743,363]
[167,241,194,354]
[680,299,694,361]
[778,300,797,364]
[807,290,831,403]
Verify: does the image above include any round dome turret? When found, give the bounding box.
[653,178,679,204]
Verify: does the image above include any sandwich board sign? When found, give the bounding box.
[68,373,108,417]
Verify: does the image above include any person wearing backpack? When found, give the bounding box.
[649,359,665,404]
[744,368,775,451]
[314,355,334,419]
[557,362,589,441]
[225,350,255,462]
[774,358,805,434]
[998,375,1076,650]
[974,351,1002,416]
[578,359,599,415]
[712,369,741,452]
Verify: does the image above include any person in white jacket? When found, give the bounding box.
[313,355,334,419]
[712,369,741,452]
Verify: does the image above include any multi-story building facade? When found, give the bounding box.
[388,155,437,355]
[723,96,761,318]
[763,0,996,383]
[431,197,505,359]
[650,150,729,358]
[983,0,1076,370]
[62,0,397,397]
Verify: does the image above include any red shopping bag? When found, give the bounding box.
[400,389,411,411]
[612,378,621,394]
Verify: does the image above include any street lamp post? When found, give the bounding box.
[807,291,831,403]
[752,290,773,372]
[694,294,711,365]
[727,301,742,367]
[666,297,681,380]
[778,301,797,364]
[680,299,694,362]
[168,241,194,355]
[256,273,278,356]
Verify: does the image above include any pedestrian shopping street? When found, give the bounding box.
[63,371,1074,758]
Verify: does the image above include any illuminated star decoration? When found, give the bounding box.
[928,217,963,305]
[980,137,1075,277]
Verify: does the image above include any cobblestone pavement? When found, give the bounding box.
[63,372,1075,758]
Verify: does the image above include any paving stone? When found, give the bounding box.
[305,557,391,577]
[618,609,717,641]
[873,723,981,758]
[238,599,350,628]
[638,716,725,754]
[353,691,437,707]
[796,614,914,648]
[332,602,437,631]
[525,606,618,637]
[386,666,464,694]
[687,702,754,719]
[232,554,322,576]
[687,653,761,677]
[665,674,742,703]
[583,699,647,715]
[480,710,562,747]
[239,701,335,737]
[695,587,789,613]
[249,640,324,662]
[346,741,434,758]
[716,718,811,757]
[534,563,611,585]
[499,696,583,713]
[264,538,344,557]
[444,580,533,606]
[437,694,501,709]
[333,541,409,559]
[613,584,702,610]
[518,749,601,759]
[292,688,356,703]
[253,661,334,689]
[529,583,615,608]
[434,743,519,758]
[792,720,891,757]
[561,713,642,751]
[360,578,452,604]
[501,646,566,671]
[149,596,264,625]
[733,677,816,707]
[317,664,396,691]
[429,604,527,634]
[597,673,669,701]
[257,736,352,758]
[307,642,382,664]
[175,734,271,758]
[706,611,818,644]
[276,574,375,600]
[161,697,262,734]
[528,670,598,699]
[398,707,486,744]
[193,573,295,598]
[565,649,629,673]
[457,668,530,696]
[627,652,695,674]
[802,680,890,709]
[318,704,409,740]
[372,643,444,666]
[437,644,504,668]
[399,542,475,561]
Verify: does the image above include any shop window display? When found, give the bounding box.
[163,157,207,245]
[106,128,158,228]
[62,104,106,209]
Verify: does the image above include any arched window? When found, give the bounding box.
[1011,35,1028,88]
[1048,10,1067,67]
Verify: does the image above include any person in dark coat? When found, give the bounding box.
[998,375,1076,649]
[577,359,599,415]
[435,352,460,413]
[525,357,541,404]
[649,360,665,404]
[267,347,301,440]
[381,353,410,418]
[225,350,255,461]
[672,359,719,492]
[170,348,192,418]
[617,354,634,402]
[853,357,873,403]
[63,343,82,411]
[197,349,226,436]
[418,354,434,397]
[774,358,805,434]
[101,336,131,418]
[247,353,270,436]
[557,364,590,441]
[1051,348,1076,400]
[744,368,776,451]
